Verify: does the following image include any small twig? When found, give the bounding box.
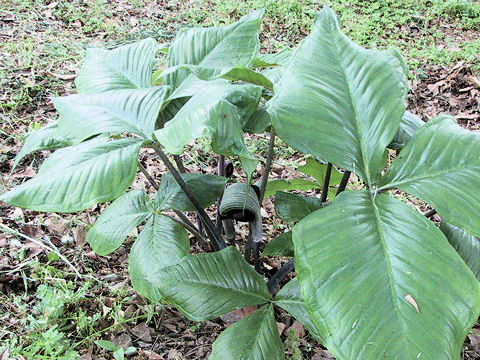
[259,128,276,201]
[267,258,295,293]
[424,209,437,218]
[336,170,351,196]
[320,162,333,202]
[138,161,159,190]
[151,137,226,250]
[0,223,82,278]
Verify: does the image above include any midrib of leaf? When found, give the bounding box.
[94,52,144,89]
[327,20,371,186]
[251,307,271,355]
[76,103,148,138]
[371,196,410,357]
[165,277,269,301]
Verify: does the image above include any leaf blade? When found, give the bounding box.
[129,214,189,301]
[153,246,271,321]
[267,6,407,185]
[75,38,157,93]
[379,115,480,238]
[87,190,152,256]
[210,305,285,360]
[293,191,480,359]
[0,138,142,212]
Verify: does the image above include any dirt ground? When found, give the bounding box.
[0,1,479,359]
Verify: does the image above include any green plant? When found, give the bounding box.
[2,5,480,359]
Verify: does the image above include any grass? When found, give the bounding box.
[0,0,479,357]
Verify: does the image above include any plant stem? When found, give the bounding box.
[215,155,226,233]
[139,160,201,238]
[173,155,186,173]
[336,170,351,196]
[267,258,295,293]
[259,127,276,201]
[168,214,205,242]
[0,223,82,278]
[151,139,226,250]
[173,210,197,233]
[138,161,159,190]
[320,162,333,202]
[424,209,437,218]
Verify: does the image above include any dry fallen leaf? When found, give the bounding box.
[405,294,420,314]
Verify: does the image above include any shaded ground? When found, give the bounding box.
[0,0,479,359]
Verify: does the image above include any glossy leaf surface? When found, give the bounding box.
[263,179,319,198]
[75,38,157,93]
[129,214,189,301]
[0,138,142,212]
[388,111,424,150]
[153,84,261,177]
[379,115,480,238]
[53,87,169,141]
[262,231,293,257]
[274,277,322,343]
[153,246,270,321]
[294,191,480,359]
[155,172,227,211]
[210,305,285,360]
[165,11,263,98]
[440,222,480,280]
[275,192,324,223]
[268,6,407,185]
[87,190,152,255]
[13,122,73,169]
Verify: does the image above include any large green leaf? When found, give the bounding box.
[263,179,320,198]
[440,222,480,281]
[13,122,73,169]
[159,65,273,92]
[242,105,271,134]
[153,83,261,177]
[262,231,293,257]
[129,214,189,301]
[275,192,324,223]
[87,190,152,256]
[293,191,480,359]
[155,172,227,211]
[297,158,343,186]
[267,6,408,185]
[209,305,285,360]
[0,138,142,212]
[165,11,263,98]
[53,87,169,142]
[253,47,294,67]
[388,111,424,150]
[274,277,322,343]
[153,246,271,321]
[75,38,157,94]
[379,115,480,238]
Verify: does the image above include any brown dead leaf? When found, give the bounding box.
[221,306,257,324]
[405,294,420,314]
[112,333,132,349]
[276,322,286,336]
[73,226,87,247]
[130,322,152,342]
[287,320,305,338]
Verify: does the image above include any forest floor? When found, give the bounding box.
[0,0,479,359]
